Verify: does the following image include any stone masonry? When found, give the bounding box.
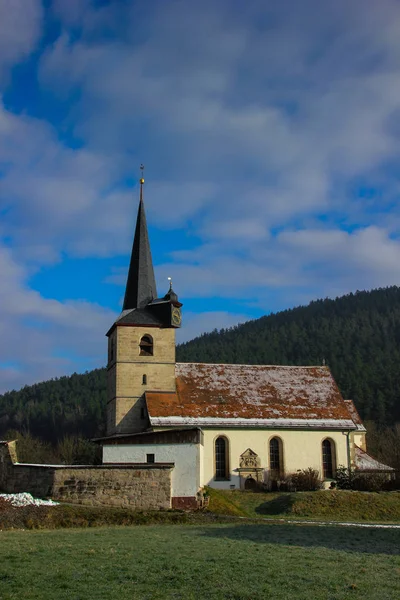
[107,327,176,435]
[0,441,173,509]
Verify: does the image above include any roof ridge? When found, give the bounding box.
[176,362,329,369]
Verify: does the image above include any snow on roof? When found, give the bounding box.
[150,416,357,429]
[355,446,395,472]
[146,363,359,428]
[343,399,365,431]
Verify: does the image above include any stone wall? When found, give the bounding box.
[0,441,172,509]
[103,441,200,497]
[51,467,171,508]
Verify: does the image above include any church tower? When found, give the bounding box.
[106,171,182,435]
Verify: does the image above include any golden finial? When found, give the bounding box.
[139,164,145,201]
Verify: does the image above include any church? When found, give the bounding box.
[99,175,373,509]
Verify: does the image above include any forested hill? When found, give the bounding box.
[0,369,106,444]
[0,286,399,443]
[176,286,400,424]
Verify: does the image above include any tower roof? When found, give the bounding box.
[123,180,157,311]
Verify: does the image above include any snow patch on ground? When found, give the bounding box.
[0,492,59,507]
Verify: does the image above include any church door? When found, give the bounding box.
[244,476,257,490]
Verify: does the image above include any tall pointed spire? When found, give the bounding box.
[123,167,157,310]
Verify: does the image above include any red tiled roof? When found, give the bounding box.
[146,363,359,429]
[343,399,365,430]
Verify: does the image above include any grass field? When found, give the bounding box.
[207,488,400,522]
[2,490,399,531]
[0,523,399,600]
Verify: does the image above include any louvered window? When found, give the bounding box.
[139,335,153,356]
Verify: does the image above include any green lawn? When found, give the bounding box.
[207,488,400,522]
[0,523,399,599]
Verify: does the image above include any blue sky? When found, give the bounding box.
[1,0,400,393]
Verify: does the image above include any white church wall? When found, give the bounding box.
[103,443,200,497]
[199,443,205,488]
[201,428,350,489]
[353,431,366,451]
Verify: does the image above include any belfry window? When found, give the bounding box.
[215,436,229,480]
[139,335,153,356]
[322,439,335,479]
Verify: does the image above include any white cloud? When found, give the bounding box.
[202,218,269,242]
[145,181,217,228]
[152,225,400,308]
[0,0,43,76]
[37,0,400,235]
[176,311,250,345]
[2,0,400,390]
[0,242,116,393]
[52,0,123,35]
[279,226,400,290]
[0,100,137,261]
[156,253,299,300]
[52,0,93,26]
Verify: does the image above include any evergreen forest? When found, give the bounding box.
[177,286,400,425]
[1,286,399,452]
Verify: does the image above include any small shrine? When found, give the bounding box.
[238,448,263,490]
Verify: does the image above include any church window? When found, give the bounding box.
[139,335,153,356]
[215,436,229,480]
[146,453,155,464]
[269,437,283,477]
[142,374,147,385]
[322,439,335,479]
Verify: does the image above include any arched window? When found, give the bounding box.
[269,437,283,478]
[142,374,147,385]
[215,436,229,480]
[139,335,153,356]
[322,439,336,479]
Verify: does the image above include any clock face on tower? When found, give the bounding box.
[171,306,182,327]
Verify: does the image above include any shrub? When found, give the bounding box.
[351,472,392,492]
[288,468,322,491]
[335,465,352,490]
[3,431,101,465]
[57,436,101,465]
[336,464,397,492]
[4,431,58,464]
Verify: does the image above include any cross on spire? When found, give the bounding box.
[139,164,144,202]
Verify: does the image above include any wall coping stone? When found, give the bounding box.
[13,463,175,470]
